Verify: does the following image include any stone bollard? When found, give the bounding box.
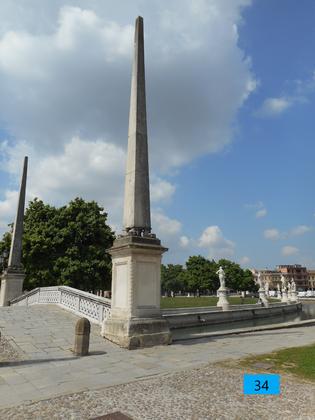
[74,317,90,356]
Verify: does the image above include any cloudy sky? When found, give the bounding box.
[0,0,314,269]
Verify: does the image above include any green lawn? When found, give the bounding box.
[239,343,315,381]
[160,296,258,308]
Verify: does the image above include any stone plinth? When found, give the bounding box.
[258,288,269,307]
[0,268,25,306]
[216,287,229,311]
[281,290,289,303]
[290,291,298,303]
[102,236,171,349]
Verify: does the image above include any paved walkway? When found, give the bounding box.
[0,305,315,412]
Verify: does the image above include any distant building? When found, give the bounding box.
[252,264,312,291]
[308,270,315,290]
[277,265,308,290]
[251,269,280,289]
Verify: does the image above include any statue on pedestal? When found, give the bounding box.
[280,274,289,303]
[216,266,229,310]
[281,274,287,292]
[216,266,226,289]
[256,271,268,307]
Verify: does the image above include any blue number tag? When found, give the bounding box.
[243,374,280,395]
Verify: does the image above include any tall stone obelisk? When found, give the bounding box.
[0,156,28,306]
[102,17,171,349]
[123,15,151,236]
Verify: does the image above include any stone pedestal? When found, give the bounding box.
[216,287,229,311]
[258,288,269,307]
[281,290,289,303]
[102,236,172,349]
[290,291,298,303]
[0,268,25,306]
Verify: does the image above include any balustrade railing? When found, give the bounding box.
[10,286,111,325]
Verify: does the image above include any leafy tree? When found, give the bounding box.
[216,259,243,291]
[240,269,258,292]
[161,264,185,294]
[185,255,218,294]
[21,197,115,291]
[217,259,256,292]
[0,231,12,274]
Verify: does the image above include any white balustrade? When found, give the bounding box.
[10,286,111,325]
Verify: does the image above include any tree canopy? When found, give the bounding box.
[0,197,115,291]
[161,256,257,295]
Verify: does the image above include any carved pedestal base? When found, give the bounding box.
[102,317,171,350]
[217,287,230,311]
[289,292,298,302]
[0,268,25,306]
[259,288,269,307]
[102,235,171,349]
[281,291,289,303]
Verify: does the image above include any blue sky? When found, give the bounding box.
[0,0,314,269]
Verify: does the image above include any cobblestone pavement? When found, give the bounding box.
[0,363,314,420]
[0,305,315,418]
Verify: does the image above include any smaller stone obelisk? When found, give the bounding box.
[0,156,28,306]
[102,17,171,349]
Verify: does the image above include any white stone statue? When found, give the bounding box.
[256,271,263,289]
[277,283,280,292]
[281,274,287,291]
[291,279,296,292]
[216,266,226,289]
[264,281,269,295]
[287,282,291,292]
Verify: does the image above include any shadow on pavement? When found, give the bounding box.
[0,350,107,367]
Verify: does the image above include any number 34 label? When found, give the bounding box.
[243,374,280,395]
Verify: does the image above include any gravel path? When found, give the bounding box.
[0,336,22,363]
[0,363,314,420]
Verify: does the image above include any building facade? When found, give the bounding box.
[277,265,308,290]
[252,265,313,291]
[308,270,315,290]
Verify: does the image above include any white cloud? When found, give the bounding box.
[256,208,267,218]
[240,256,250,265]
[264,228,280,240]
[256,97,292,117]
[151,210,182,237]
[179,235,190,248]
[282,246,299,256]
[0,137,126,233]
[0,190,18,230]
[150,177,176,203]
[263,225,312,242]
[290,225,312,236]
[0,1,256,257]
[0,2,255,168]
[198,225,235,259]
[255,73,315,118]
[245,201,267,219]
[0,137,178,235]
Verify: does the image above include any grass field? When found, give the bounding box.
[160,296,258,308]
[238,343,315,381]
